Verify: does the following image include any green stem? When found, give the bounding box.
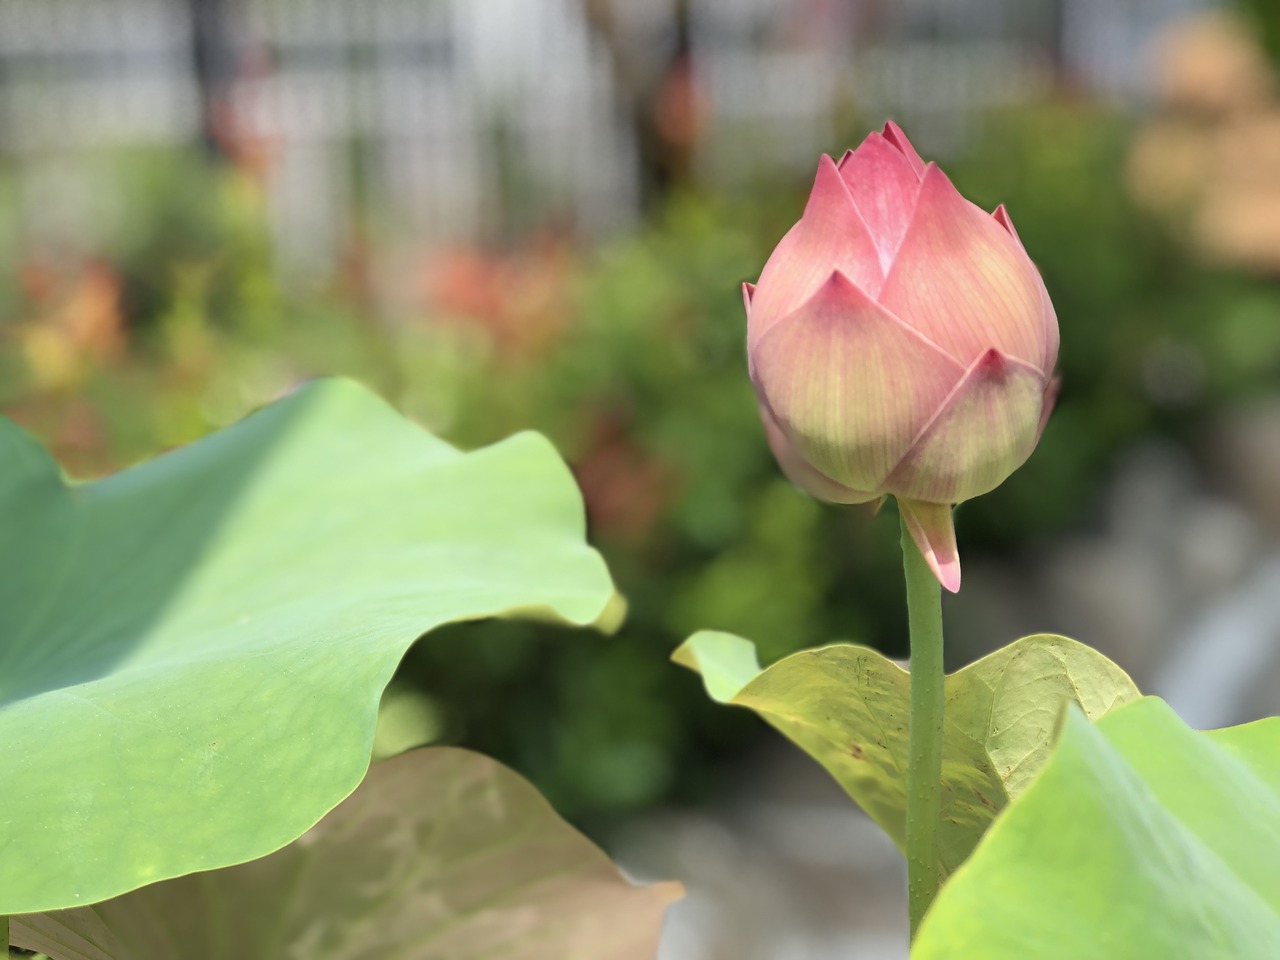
[901,512,946,940]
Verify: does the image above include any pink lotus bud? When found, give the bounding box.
[745,122,1059,593]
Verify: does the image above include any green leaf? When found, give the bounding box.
[12,746,682,960]
[673,631,1138,876]
[914,698,1280,958]
[0,379,614,914]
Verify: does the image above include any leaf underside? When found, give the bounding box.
[13,746,682,960]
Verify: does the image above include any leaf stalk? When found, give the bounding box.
[901,509,946,938]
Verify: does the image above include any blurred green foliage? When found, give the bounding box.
[1240,0,1280,66]
[5,100,1280,825]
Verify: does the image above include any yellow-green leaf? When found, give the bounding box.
[673,631,1138,876]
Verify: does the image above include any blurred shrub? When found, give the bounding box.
[6,98,1280,825]
[397,194,918,823]
[1240,0,1280,67]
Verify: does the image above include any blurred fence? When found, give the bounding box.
[0,0,1205,276]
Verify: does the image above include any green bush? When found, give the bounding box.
[7,101,1280,824]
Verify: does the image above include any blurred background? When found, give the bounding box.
[5,0,1280,956]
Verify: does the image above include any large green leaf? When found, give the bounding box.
[0,379,613,914]
[13,746,681,960]
[914,698,1280,958]
[673,631,1138,876]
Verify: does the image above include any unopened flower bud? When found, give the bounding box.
[746,122,1059,592]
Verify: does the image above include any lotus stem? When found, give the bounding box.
[901,509,946,939]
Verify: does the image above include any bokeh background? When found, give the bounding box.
[5,0,1280,956]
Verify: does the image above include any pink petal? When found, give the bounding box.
[884,348,1046,505]
[992,204,1060,372]
[747,155,882,351]
[992,203,1020,240]
[883,121,927,178]
[1036,375,1061,443]
[837,134,925,278]
[756,395,879,504]
[898,498,961,593]
[742,281,756,314]
[879,165,1050,370]
[1035,264,1060,375]
[750,271,965,494]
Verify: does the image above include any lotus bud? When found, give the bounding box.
[745,122,1059,593]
